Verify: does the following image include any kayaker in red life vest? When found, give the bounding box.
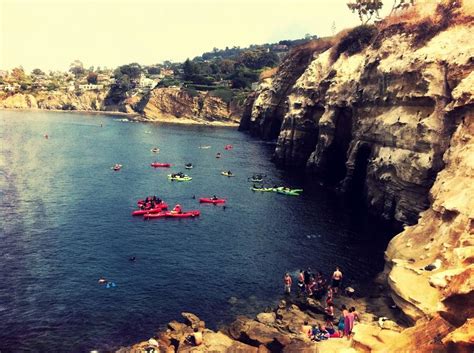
[172,204,182,214]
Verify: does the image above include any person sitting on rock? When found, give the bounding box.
[301,321,312,339]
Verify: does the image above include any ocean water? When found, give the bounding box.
[0,111,392,352]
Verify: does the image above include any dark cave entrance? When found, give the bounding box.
[327,107,353,183]
[349,143,372,202]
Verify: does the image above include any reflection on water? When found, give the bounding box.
[0,111,393,352]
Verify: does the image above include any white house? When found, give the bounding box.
[139,75,158,89]
[78,84,104,91]
[4,83,20,92]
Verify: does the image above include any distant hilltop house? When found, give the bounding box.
[79,84,104,91]
[97,73,114,84]
[273,44,288,52]
[158,68,174,78]
[3,83,21,92]
[138,74,159,89]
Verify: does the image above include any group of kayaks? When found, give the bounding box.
[132,195,227,220]
[132,197,201,219]
[252,186,303,196]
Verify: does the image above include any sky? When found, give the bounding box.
[1,0,373,72]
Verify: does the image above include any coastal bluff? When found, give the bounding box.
[239,1,474,352]
[0,87,242,126]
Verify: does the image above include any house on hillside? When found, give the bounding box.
[159,68,174,78]
[4,83,20,92]
[138,74,158,90]
[79,84,104,91]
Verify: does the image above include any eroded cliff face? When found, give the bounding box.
[137,87,241,125]
[0,88,241,125]
[243,7,473,226]
[239,41,332,139]
[0,91,107,111]
[241,1,473,351]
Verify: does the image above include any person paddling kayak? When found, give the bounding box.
[171,204,182,214]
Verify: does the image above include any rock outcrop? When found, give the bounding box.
[239,1,474,351]
[137,87,241,125]
[0,91,107,111]
[0,93,38,109]
[0,88,242,126]
[239,40,332,139]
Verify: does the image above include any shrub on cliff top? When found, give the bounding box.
[331,25,377,62]
[209,88,234,103]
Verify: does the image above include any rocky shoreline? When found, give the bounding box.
[121,279,405,353]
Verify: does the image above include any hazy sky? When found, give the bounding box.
[1,0,371,72]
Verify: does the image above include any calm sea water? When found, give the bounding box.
[0,111,392,352]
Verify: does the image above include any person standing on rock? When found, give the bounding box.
[297,270,305,295]
[344,307,355,339]
[284,273,292,294]
[303,267,312,294]
[338,305,348,337]
[331,266,343,294]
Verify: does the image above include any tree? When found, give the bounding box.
[114,63,141,82]
[347,0,383,24]
[32,68,45,76]
[87,72,98,84]
[11,67,26,81]
[183,59,197,81]
[238,50,279,70]
[69,60,85,77]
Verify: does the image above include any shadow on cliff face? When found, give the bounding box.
[341,143,373,214]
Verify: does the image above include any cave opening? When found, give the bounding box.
[327,107,353,183]
[349,143,372,202]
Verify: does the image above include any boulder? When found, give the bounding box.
[282,339,318,353]
[181,312,204,329]
[256,312,276,325]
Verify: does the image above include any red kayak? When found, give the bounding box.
[144,210,200,219]
[199,198,226,204]
[132,202,168,216]
[224,144,233,150]
[151,163,171,168]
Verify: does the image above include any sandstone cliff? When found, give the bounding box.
[0,88,241,125]
[240,1,474,351]
[136,87,242,125]
[239,40,331,138]
[0,91,107,111]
